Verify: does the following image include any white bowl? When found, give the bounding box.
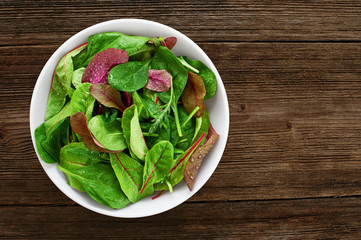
[30,19,229,218]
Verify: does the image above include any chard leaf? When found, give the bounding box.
[75,32,150,68]
[34,123,56,163]
[70,112,116,153]
[108,61,150,92]
[145,69,171,92]
[164,37,177,50]
[130,107,148,161]
[70,83,95,120]
[181,56,217,100]
[151,46,188,103]
[72,67,85,88]
[88,115,127,152]
[45,44,86,120]
[41,118,70,162]
[184,124,219,190]
[181,72,206,118]
[154,133,205,191]
[82,48,128,84]
[57,163,130,209]
[140,141,174,194]
[110,153,154,203]
[89,83,126,112]
[44,101,71,134]
[59,142,106,191]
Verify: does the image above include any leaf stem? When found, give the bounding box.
[181,106,199,128]
[178,56,199,73]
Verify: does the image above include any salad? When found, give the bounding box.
[34,32,219,209]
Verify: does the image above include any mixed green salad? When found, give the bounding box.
[34,32,219,209]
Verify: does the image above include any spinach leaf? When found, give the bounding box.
[130,106,148,161]
[151,46,188,103]
[110,153,154,203]
[41,118,70,162]
[59,142,107,191]
[89,83,126,112]
[57,163,130,209]
[45,44,86,120]
[88,115,127,152]
[70,112,116,153]
[181,56,217,100]
[122,105,141,160]
[75,32,150,68]
[129,43,155,62]
[34,123,56,163]
[72,67,85,88]
[44,101,71,134]
[70,83,95,120]
[131,91,149,119]
[140,141,174,194]
[108,61,150,92]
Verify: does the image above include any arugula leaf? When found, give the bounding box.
[110,153,154,202]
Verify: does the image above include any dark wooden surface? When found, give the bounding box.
[2,0,361,239]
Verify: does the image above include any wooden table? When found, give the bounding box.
[2,1,361,239]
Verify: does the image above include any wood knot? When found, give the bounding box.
[240,103,246,111]
[286,121,293,130]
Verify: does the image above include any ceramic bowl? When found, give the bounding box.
[30,19,229,218]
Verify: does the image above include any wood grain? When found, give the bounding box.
[2,0,361,239]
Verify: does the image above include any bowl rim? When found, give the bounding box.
[29,18,229,218]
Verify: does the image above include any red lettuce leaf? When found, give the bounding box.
[145,69,171,92]
[70,112,119,153]
[184,123,219,190]
[181,71,206,118]
[164,37,177,50]
[89,83,126,112]
[82,48,128,84]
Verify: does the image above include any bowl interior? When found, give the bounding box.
[30,19,229,218]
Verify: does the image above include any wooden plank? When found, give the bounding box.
[1,197,361,239]
[1,0,361,46]
[1,42,361,205]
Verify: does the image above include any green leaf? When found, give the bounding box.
[72,67,85,88]
[44,101,71,134]
[130,107,148,161]
[181,56,217,100]
[45,44,87,120]
[175,105,195,151]
[75,32,150,68]
[110,153,154,203]
[140,141,174,194]
[192,109,210,145]
[41,118,70,162]
[108,61,150,92]
[59,142,107,191]
[131,91,149,119]
[34,123,56,164]
[88,115,127,152]
[70,83,95,120]
[151,46,188,103]
[57,163,130,209]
